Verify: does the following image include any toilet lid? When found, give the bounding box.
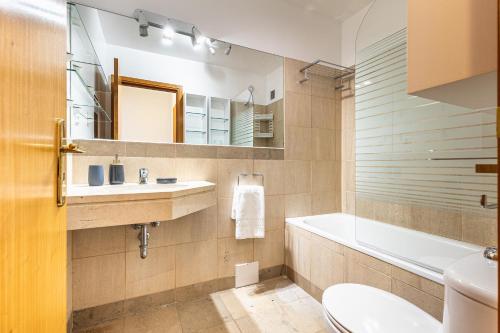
[323,284,441,333]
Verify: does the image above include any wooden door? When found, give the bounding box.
[0,0,67,332]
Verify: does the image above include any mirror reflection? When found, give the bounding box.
[67,3,284,147]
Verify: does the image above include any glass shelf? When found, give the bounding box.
[210,129,229,132]
[186,129,207,133]
[69,102,111,122]
[186,111,207,116]
[67,68,106,109]
[68,60,109,93]
[68,4,101,65]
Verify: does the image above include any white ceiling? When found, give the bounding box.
[284,0,374,20]
[74,0,373,63]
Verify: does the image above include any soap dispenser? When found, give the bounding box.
[109,154,125,185]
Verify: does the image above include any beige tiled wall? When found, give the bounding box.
[70,57,344,314]
[285,224,445,321]
[283,58,342,217]
[356,195,498,247]
[70,153,286,311]
[340,82,356,215]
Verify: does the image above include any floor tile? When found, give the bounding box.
[123,304,182,333]
[177,296,232,333]
[73,277,326,333]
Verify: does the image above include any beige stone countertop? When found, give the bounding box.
[67,181,216,204]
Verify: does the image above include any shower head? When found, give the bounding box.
[244,85,255,107]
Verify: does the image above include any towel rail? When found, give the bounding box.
[237,173,264,186]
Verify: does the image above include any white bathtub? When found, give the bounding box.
[286,213,482,284]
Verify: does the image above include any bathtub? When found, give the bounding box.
[286,213,482,284]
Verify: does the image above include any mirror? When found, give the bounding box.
[67,3,284,148]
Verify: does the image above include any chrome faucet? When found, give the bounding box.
[139,168,149,184]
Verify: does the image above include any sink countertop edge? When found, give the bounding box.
[67,181,216,205]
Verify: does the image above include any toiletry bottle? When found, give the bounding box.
[109,154,125,185]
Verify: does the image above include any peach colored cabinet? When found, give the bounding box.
[408,0,497,108]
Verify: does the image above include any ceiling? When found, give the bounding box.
[284,0,374,20]
[74,0,373,63]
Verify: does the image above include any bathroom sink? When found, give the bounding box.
[66,180,217,230]
[68,181,210,198]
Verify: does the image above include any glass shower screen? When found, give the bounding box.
[354,0,496,273]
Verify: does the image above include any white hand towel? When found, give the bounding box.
[231,185,265,239]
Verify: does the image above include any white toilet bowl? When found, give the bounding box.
[322,284,441,333]
[322,252,498,333]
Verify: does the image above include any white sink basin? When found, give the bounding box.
[67,180,217,230]
[68,181,207,197]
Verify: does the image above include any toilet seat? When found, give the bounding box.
[324,308,350,333]
[322,284,442,333]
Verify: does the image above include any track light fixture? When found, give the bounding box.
[191,26,205,48]
[133,9,231,55]
[206,39,217,55]
[136,10,149,37]
[162,25,174,45]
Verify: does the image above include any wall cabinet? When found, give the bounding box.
[407,0,497,108]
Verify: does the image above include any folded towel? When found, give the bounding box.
[231,185,265,239]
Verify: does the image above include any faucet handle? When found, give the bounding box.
[139,168,149,184]
[484,247,498,261]
[480,194,497,209]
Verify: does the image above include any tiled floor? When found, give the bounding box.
[74,276,328,333]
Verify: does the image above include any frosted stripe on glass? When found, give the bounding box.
[355,28,497,212]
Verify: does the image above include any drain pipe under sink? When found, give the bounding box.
[132,222,160,259]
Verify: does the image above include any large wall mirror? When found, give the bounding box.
[67,3,284,148]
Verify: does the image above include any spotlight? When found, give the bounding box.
[191,26,205,48]
[224,44,232,56]
[206,39,216,55]
[136,10,149,37]
[162,26,174,45]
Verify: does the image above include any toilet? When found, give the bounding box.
[322,252,498,333]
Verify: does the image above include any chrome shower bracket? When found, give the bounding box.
[133,222,161,259]
[298,69,310,84]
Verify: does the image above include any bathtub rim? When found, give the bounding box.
[285,213,483,285]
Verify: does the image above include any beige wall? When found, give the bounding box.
[69,57,343,318]
[340,78,355,214]
[285,223,445,321]
[356,195,498,247]
[69,54,495,326]
[118,85,176,143]
[283,58,342,217]
[70,147,286,312]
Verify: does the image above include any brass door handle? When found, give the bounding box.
[60,143,85,154]
[56,119,85,207]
